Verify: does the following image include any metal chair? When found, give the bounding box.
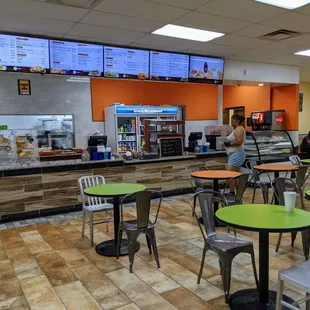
[245,160,272,204]
[78,175,113,246]
[190,190,259,303]
[185,165,211,216]
[223,173,250,205]
[117,190,163,273]
[289,155,302,166]
[272,177,310,260]
[276,260,310,310]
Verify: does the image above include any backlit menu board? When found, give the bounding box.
[50,40,103,76]
[150,51,189,82]
[0,34,49,73]
[189,55,224,84]
[104,46,149,80]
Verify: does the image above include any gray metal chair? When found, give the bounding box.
[223,173,250,205]
[289,155,302,166]
[272,177,310,260]
[78,175,113,246]
[185,165,211,216]
[116,190,163,273]
[190,190,259,303]
[276,260,310,310]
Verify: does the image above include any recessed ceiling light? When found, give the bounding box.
[295,49,310,56]
[255,0,310,9]
[152,24,225,42]
[258,83,264,86]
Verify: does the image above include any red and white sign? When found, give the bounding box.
[275,113,283,125]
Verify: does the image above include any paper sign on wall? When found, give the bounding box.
[18,80,31,95]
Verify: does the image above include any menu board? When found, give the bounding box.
[0,34,49,73]
[104,46,149,80]
[150,51,189,82]
[50,40,103,76]
[189,56,224,84]
[159,137,183,157]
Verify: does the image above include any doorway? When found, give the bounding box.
[223,107,245,125]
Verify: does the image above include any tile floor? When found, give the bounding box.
[0,190,309,310]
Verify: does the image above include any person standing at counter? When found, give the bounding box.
[301,131,310,158]
[224,115,246,194]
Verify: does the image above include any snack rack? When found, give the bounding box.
[0,130,17,166]
[14,130,39,164]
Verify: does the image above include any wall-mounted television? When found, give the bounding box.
[104,46,149,80]
[150,51,189,82]
[49,40,103,76]
[189,55,224,84]
[0,34,49,73]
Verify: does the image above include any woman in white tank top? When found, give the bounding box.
[224,115,246,194]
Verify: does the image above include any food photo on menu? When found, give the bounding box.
[189,55,224,82]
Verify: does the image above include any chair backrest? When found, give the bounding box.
[235,173,250,204]
[296,165,309,190]
[185,165,209,191]
[289,155,302,166]
[121,190,163,229]
[245,160,263,182]
[271,177,299,206]
[78,175,107,207]
[190,190,227,240]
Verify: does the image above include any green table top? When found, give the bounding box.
[301,159,310,164]
[216,204,310,233]
[84,183,147,197]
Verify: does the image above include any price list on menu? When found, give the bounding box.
[0,34,49,73]
[104,46,149,80]
[50,40,103,76]
[150,51,189,81]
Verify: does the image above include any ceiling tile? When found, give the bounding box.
[262,11,310,33]
[0,12,74,34]
[1,0,88,22]
[68,23,145,43]
[197,0,287,23]
[282,34,310,47]
[144,0,211,10]
[173,11,252,34]
[63,34,130,46]
[294,3,310,15]
[129,42,184,52]
[80,11,164,32]
[94,0,189,22]
[132,34,199,50]
[232,24,279,38]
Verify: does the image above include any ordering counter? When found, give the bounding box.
[0,151,226,223]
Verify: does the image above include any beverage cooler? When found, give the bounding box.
[104,105,182,155]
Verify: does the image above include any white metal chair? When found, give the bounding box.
[78,175,113,246]
[276,260,310,310]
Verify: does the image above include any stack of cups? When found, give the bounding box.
[283,191,296,213]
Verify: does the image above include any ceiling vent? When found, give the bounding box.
[260,29,300,41]
[35,0,102,9]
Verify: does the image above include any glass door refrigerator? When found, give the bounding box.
[104,106,181,155]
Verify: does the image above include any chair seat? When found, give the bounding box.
[280,260,310,293]
[122,220,154,231]
[85,203,113,212]
[222,193,236,205]
[207,235,253,252]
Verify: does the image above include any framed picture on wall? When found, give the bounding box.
[299,91,303,112]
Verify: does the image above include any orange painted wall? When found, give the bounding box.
[271,84,299,131]
[223,86,271,129]
[91,79,218,121]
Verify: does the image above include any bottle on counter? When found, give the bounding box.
[81,148,91,161]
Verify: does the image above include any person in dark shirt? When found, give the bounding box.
[301,131,310,158]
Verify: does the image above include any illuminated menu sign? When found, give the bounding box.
[104,46,149,80]
[50,40,103,76]
[0,34,49,73]
[150,51,189,82]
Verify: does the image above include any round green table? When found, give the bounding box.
[216,204,310,310]
[301,159,310,165]
[84,183,146,257]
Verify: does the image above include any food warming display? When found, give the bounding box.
[244,130,294,162]
[150,51,189,82]
[0,34,49,73]
[189,55,224,84]
[104,46,149,80]
[49,40,103,76]
[14,130,39,164]
[0,130,16,166]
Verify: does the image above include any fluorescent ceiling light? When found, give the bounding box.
[295,49,310,56]
[258,83,264,86]
[255,0,310,9]
[152,24,225,42]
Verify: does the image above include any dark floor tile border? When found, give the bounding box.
[3,168,42,177]
[41,165,78,173]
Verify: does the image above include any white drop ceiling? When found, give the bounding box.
[2,0,310,82]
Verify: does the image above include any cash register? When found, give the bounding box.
[87,135,107,160]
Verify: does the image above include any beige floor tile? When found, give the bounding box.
[56,248,90,268]
[45,266,77,287]
[6,247,33,261]
[0,295,30,310]
[20,275,65,310]
[72,264,131,310]
[106,268,177,310]
[114,303,141,310]
[55,281,102,310]
[12,258,43,280]
[0,278,22,302]
[20,231,52,255]
[0,260,16,281]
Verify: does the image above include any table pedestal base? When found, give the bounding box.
[95,239,140,257]
[228,289,298,310]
